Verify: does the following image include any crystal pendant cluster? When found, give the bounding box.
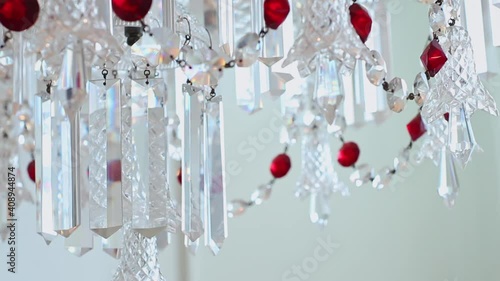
[0,0,496,279]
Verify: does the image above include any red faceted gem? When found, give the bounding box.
[112,0,152,22]
[264,0,290,29]
[444,112,449,122]
[420,39,447,77]
[337,142,360,167]
[177,167,182,185]
[270,153,291,178]
[107,160,121,182]
[0,0,40,32]
[406,114,427,142]
[27,159,35,183]
[349,3,372,43]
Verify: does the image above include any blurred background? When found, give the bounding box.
[2,1,500,281]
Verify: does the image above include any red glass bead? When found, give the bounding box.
[27,159,35,183]
[107,160,121,182]
[112,0,152,22]
[270,153,291,178]
[420,39,447,77]
[177,167,182,185]
[264,0,290,30]
[406,114,427,142]
[337,142,360,167]
[349,3,372,43]
[444,112,449,122]
[0,0,39,32]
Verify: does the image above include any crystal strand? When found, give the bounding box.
[51,100,81,237]
[87,79,123,238]
[112,223,166,281]
[34,93,57,244]
[181,84,204,242]
[438,146,459,207]
[130,78,170,237]
[203,97,227,255]
[314,52,343,125]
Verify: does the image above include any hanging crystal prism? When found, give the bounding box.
[259,26,284,67]
[129,78,170,237]
[447,105,479,167]
[437,147,459,207]
[102,229,123,259]
[182,84,204,242]
[218,0,235,56]
[112,223,166,281]
[51,99,81,237]
[203,96,227,255]
[234,63,264,113]
[314,52,343,125]
[87,79,123,238]
[34,92,57,244]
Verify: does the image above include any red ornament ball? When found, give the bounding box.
[112,0,153,22]
[0,0,40,32]
[27,159,35,183]
[264,0,290,29]
[337,142,360,167]
[107,160,121,182]
[270,153,291,178]
[349,3,372,43]
[177,167,182,185]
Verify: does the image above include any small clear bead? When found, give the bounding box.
[387,77,408,113]
[349,164,373,187]
[227,200,249,218]
[429,4,446,36]
[250,184,272,205]
[387,95,406,113]
[372,168,393,189]
[365,50,387,86]
[393,149,413,177]
[235,33,260,67]
[413,72,429,106]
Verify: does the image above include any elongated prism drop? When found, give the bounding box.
[87,79,123,238]
[102,229,123,259]
[314,52,343,125]
[51,100,81,237]
[438,147,459,207]
[130,78,170,238]
[447,104,479,168]
[34,93,57,244]
[203,96,227,255]
[182,84,204,242]
[65,202,93,257]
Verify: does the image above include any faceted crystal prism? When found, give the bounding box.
[438,147,459,207]
[259,27,284,67]
[203,97,228,255]
[235,32,261,67]
[51,100,81,237]
[182,84,204,242]
[218,0,235,56]
[65,203,93,257]
[234,62,264,114]
[129,78,170,237]
[34,94,57,244]
[314,52,343,125]
[447,105,478,167]
[56,41,87,116]
[87,79,123,238]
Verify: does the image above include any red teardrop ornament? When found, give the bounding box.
[107,160,122,182]
[0,0,39,32]
[28,159,35,183]
[270,153,291,178]
[112,0,153,22]
[420,39,447,77]
[349,3,372,43]
[264,0,290,30]
[337,142,360,167]
[406,114,427,142]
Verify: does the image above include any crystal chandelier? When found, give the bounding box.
[0,0,496,280]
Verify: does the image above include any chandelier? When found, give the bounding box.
[0,0,496,280]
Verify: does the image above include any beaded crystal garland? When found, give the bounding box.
[0,0,496,280]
